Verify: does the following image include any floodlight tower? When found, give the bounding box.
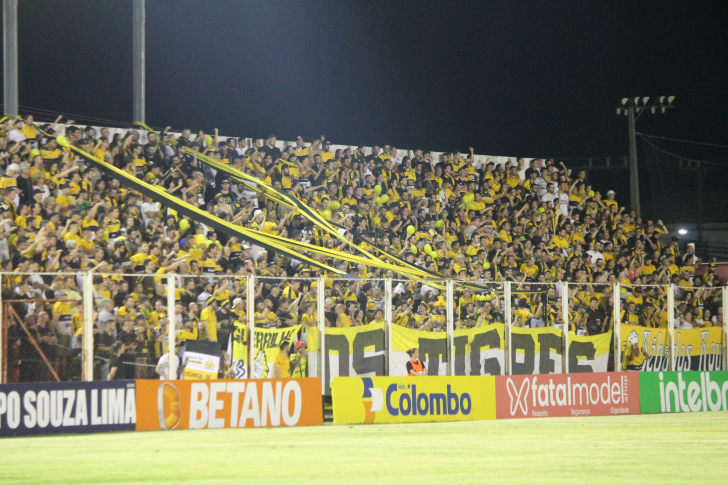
[3,0,18,116]
[616,96,675,217]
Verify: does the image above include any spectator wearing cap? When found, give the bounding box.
[290,340,308,377]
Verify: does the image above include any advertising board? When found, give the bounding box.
[135,378,322,431]
[495,372,640,419]
[639,371,728,414]
[0,381,136,437]
[331,376,496,425]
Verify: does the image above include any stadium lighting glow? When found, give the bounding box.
[679,228,688,235]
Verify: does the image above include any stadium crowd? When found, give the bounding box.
[0,114,723,381]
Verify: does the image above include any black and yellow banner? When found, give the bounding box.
[324,322,385,395]
[511,326,563,375]
[567,331,611,373]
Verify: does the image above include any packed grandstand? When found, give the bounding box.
[0,113,722,382]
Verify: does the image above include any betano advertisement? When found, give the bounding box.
[495,373,640,419]
[640,371,728,414]
[135,378,322,430]
[331,376,496,424]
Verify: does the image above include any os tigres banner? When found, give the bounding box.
[231,324,303,379]
[511,326,563,375]
[454,324,506,376]
[673,327,723,372]
[567,331,612,373]
[135,378,322,431]
[324,322,385,395]
[496,372,640,419]
[620,325,669,372]
[331,376,496,424]
[391,325,448,377]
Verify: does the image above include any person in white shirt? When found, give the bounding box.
[156,352,180,380]
[7,119,26,143]
[541,182,559,205]
[586,241,605,266]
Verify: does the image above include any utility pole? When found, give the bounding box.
[3,0,18,116]
[616,96,675,218]
[132,0,145,123]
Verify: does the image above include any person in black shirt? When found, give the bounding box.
[215,300,233,350]
[260,134,282,161]
[585,297,606,335]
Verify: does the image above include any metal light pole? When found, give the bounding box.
[3,0,19,116]
[132,0,145,123]
[617,96,675,218]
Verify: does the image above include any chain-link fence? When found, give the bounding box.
[1,273,726,386]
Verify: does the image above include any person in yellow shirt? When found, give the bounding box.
[200,297,219,342]
[273,341,291,378]
[335,303,352,328]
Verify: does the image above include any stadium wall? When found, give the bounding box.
[2,372,726,436]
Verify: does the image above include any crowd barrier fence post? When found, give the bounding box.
[247,276,256,378]
[505,281,512,376]
[562,282,569,374]
[446,280,454,376]
[384,278,392,376]
[723,286,727,371]
[82,271,94,381]
[167,273,176,380]
[317,277,325,395]
[667,283,675,371]
[613,283,621,371]
[0,274,4,384]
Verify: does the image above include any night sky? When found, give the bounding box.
[5,1,727,164]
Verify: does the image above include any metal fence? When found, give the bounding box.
[1,273,726,392]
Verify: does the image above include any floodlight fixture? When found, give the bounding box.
[668,96,675,105]
[679,229,688,235]
[642,97,650,105]
[622,98,628,105]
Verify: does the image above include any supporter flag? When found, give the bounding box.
[324,322,385,395]
[229,320,249,379]
[391,325,448,377]
[674,327,723,371]
[568,331,612,373]
[231,324,303,379]
[619,325,669,372]
[453,323,506,376]
[305,326,319,378]
[182,340,221,380]
[510,326,563,375]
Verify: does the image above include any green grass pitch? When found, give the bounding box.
[1,413,727,484]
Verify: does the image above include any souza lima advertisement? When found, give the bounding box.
[0,381,136,438]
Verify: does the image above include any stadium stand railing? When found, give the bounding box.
[2,273,726,388]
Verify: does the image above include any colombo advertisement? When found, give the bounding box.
[331,376,496,425]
